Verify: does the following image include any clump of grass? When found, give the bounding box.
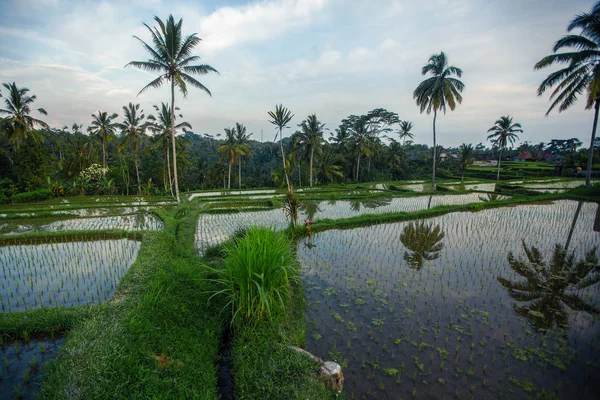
[211,227,299,324]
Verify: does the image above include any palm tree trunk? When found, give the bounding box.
[585,98,600,187]
[298,161,301,187]
[432,110,437,191]
[134,152,141,195]
[170,82,180,203]
[496,147,503,181]
[238,157,242,189]
[310,147,314,187]
[565,201,583,251]
[278,128,290,190]
[102,137,106,168]
[356,143,361,182]
[227,158,232,189]
[367,156,371,181]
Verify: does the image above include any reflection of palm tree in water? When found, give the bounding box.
[350,198,392,212]
[400,221,445,269]
[498,241,600,330]
[300,200,321,220]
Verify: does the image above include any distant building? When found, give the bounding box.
[514,152,533,162]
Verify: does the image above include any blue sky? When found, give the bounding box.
[0,0,596,147]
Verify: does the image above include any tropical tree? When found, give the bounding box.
[487,116,523,181]
[298,114,326,187]
[398,120,414,145]
[117,103,146,194]
[414,52,465,191]
[127,14,218,203]
[400,221,445,269]
[497,242,600,330]
[217,127,239,189]
[268,104,294,190]
[348,117,372,182]
[316,148,344,183]
[146,103,192,195]
[457,143,475,181]
[88,111,118,168]
[234,122,252,189]
[0,82,48,150]
[534,1,600,187]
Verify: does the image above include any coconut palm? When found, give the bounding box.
[217,127,239,189]
[535,2,600,186]
[268,104,294,190]
[487,116,523,181]
[398,120,414,145]
[316,148,344,184]
[234,122,252,189]
[349,117,372,182]
[498,242,600,330]
[127,15,218,203]
[117,103,146,194]
[400,221,445,270]
[298,114,326,187]
[458,143,475,181]
[414,52,464,191]
[146,103,192,195]
[88,111,118,168]
[0,82,48,150]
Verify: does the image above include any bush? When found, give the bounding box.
[10,188,54,203]
[0,191,8,205]
[210,227,299,324]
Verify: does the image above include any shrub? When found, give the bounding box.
[210,227,299,324]
[10,188,53,203]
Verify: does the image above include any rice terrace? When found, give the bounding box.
[1,1,600,399]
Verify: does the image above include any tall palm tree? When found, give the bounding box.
[316,148,344,183]
[497,242,600,330]
[117,103,146,194]
[414,52,465,191]
[268,104,294,190]
[146,103,191,195]
[400,221,445,270]
[535,2,600,187]
[0,82,48,150]
[88,111,118,168]
[234,122,252,189]
[457,143,475,181]
[398,120,414,145]
[127,15,218,203]
[349,117,371,182]
[298,114,326,187]
[487,116,522,181]
[217,127,239,189]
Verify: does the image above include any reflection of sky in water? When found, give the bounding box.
[189,189,277,200]
[0,239,140,312]
[194,194,489,254]
[297,200,600,400]
[0,214,163,235]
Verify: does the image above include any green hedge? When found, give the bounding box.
[10,188,54,203]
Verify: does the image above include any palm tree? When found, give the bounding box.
[487,116,522,181]
[349,117,372,182]
[117,103,146,194]
[0,82,48,150]
[298,114,326,187]
[316,148,344,183]
[414,52,465,191]
[88,111,118,168]
[217,127,239,189]
[127,15,218,203]
[234,122,252,189]
[146,103,192,195]
[535,2,600,187]
[400,221,445,270]
[398,120,414,145]
[268,104,294,190]
[458,143,475,181]
[497,242,600,330]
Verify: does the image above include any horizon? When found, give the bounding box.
[0,0,596,147]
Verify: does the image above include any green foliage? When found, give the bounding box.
[210,227,299,324]
[9,188,53,203]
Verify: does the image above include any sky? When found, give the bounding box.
[0,0,596,147]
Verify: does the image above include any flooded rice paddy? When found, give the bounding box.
[0,338,64,400]
[297,200,600,399]
[0,213,163,235]
[0,238,141,312]
[195,194,493,255]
